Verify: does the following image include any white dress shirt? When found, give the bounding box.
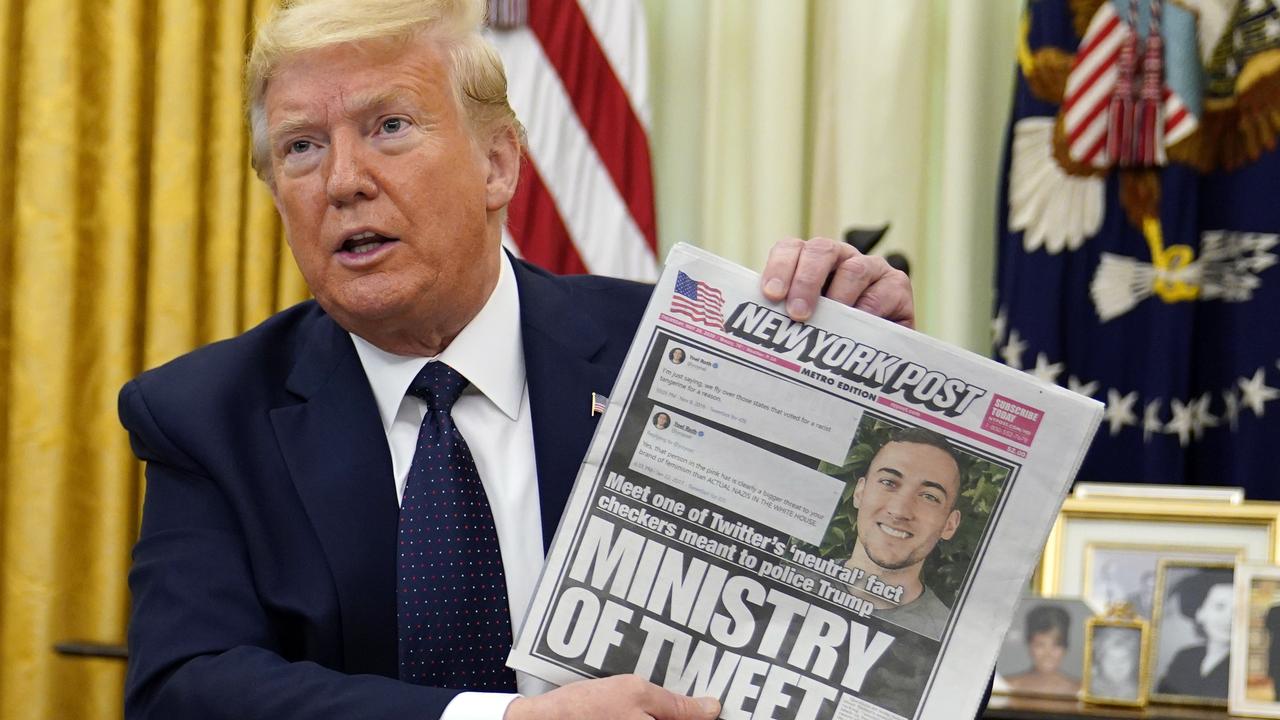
[351,253,555,719]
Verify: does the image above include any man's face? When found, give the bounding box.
[263,35,515,345]
[852,441,962,572]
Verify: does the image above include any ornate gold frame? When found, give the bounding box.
[1083,614,1150,707]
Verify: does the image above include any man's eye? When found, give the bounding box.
[288,140,312,155]
[877,478,897,489]
[381,118,406,134]
[921,492,942,505]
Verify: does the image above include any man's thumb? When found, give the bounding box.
[690,696,720,719]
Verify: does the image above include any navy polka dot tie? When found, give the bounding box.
[397,361,517,690]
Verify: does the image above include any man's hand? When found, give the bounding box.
[504,675,720,720]
[761,237,914,328]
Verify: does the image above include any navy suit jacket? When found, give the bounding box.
[121,260,651,719]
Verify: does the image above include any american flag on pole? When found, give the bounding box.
[486,0,658,281]
[670,272,724,329]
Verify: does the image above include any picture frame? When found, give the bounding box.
[1229,564,1280,718]
[1072,483,1245,504]
[1147,560,1235,707]
[1081,542,1240,620]
[1083,614,1150,707]
[1036,497,1280,613]
[994,595,1092,700]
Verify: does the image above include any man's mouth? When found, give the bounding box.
[340,231,398,255]
[877,523,912,540]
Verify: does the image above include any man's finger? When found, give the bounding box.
[822,252,885,308]
[784,237,845,321]
[853,271,916,328]
[760,237,805,302]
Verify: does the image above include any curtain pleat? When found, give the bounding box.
[0,0,19,653]
[0,1,306,718]
[4,1,88,713]
[645,0,1022,349]
[698,0,811,272]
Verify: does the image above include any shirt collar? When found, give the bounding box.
[350,252,525,430]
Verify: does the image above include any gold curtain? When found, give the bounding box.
[0,1,306,718]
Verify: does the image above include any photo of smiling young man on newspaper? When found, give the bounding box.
[508,244,1102,720]
[791,416,1011,716]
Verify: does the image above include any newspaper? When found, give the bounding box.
[508,244,1104,720]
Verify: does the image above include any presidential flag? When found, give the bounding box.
[486,0,658,281]
[670,271,725,329]
[995,0,1280,497]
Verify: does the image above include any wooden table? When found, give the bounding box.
[986,695,1240,719]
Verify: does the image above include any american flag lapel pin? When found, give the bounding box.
[590,393,608,417]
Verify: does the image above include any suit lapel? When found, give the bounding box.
[264,263,627,674]
[268,314,400,677]
[513,262,620,551]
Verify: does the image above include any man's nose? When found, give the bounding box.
[884,493,914,520]
[324,131,378,206]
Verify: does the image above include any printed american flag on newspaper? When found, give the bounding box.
[669,271,725,329]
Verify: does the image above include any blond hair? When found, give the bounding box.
[246,0,522,181]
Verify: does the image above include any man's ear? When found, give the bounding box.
[484,124,520,212]
[940,509,961,541]
[852,477,866,510]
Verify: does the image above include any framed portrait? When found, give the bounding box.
[994,596,1091,700]
[1036,497,1280,616]
[1082,543,1240,620]
[1147,560,1235,706]
[1083,615,1149,707]
[1229,564,1280,718]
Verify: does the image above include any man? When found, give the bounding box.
[842,428,964,640]
[120,1,917,719]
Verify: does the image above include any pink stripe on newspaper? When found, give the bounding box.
[876,397,1028,458]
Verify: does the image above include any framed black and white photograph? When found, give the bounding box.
[1148,560,1234,706]
[994,596,1091,699]
[1230,564,1280,718]
[1083,617,1149,707]
[1083,543,1239,620]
